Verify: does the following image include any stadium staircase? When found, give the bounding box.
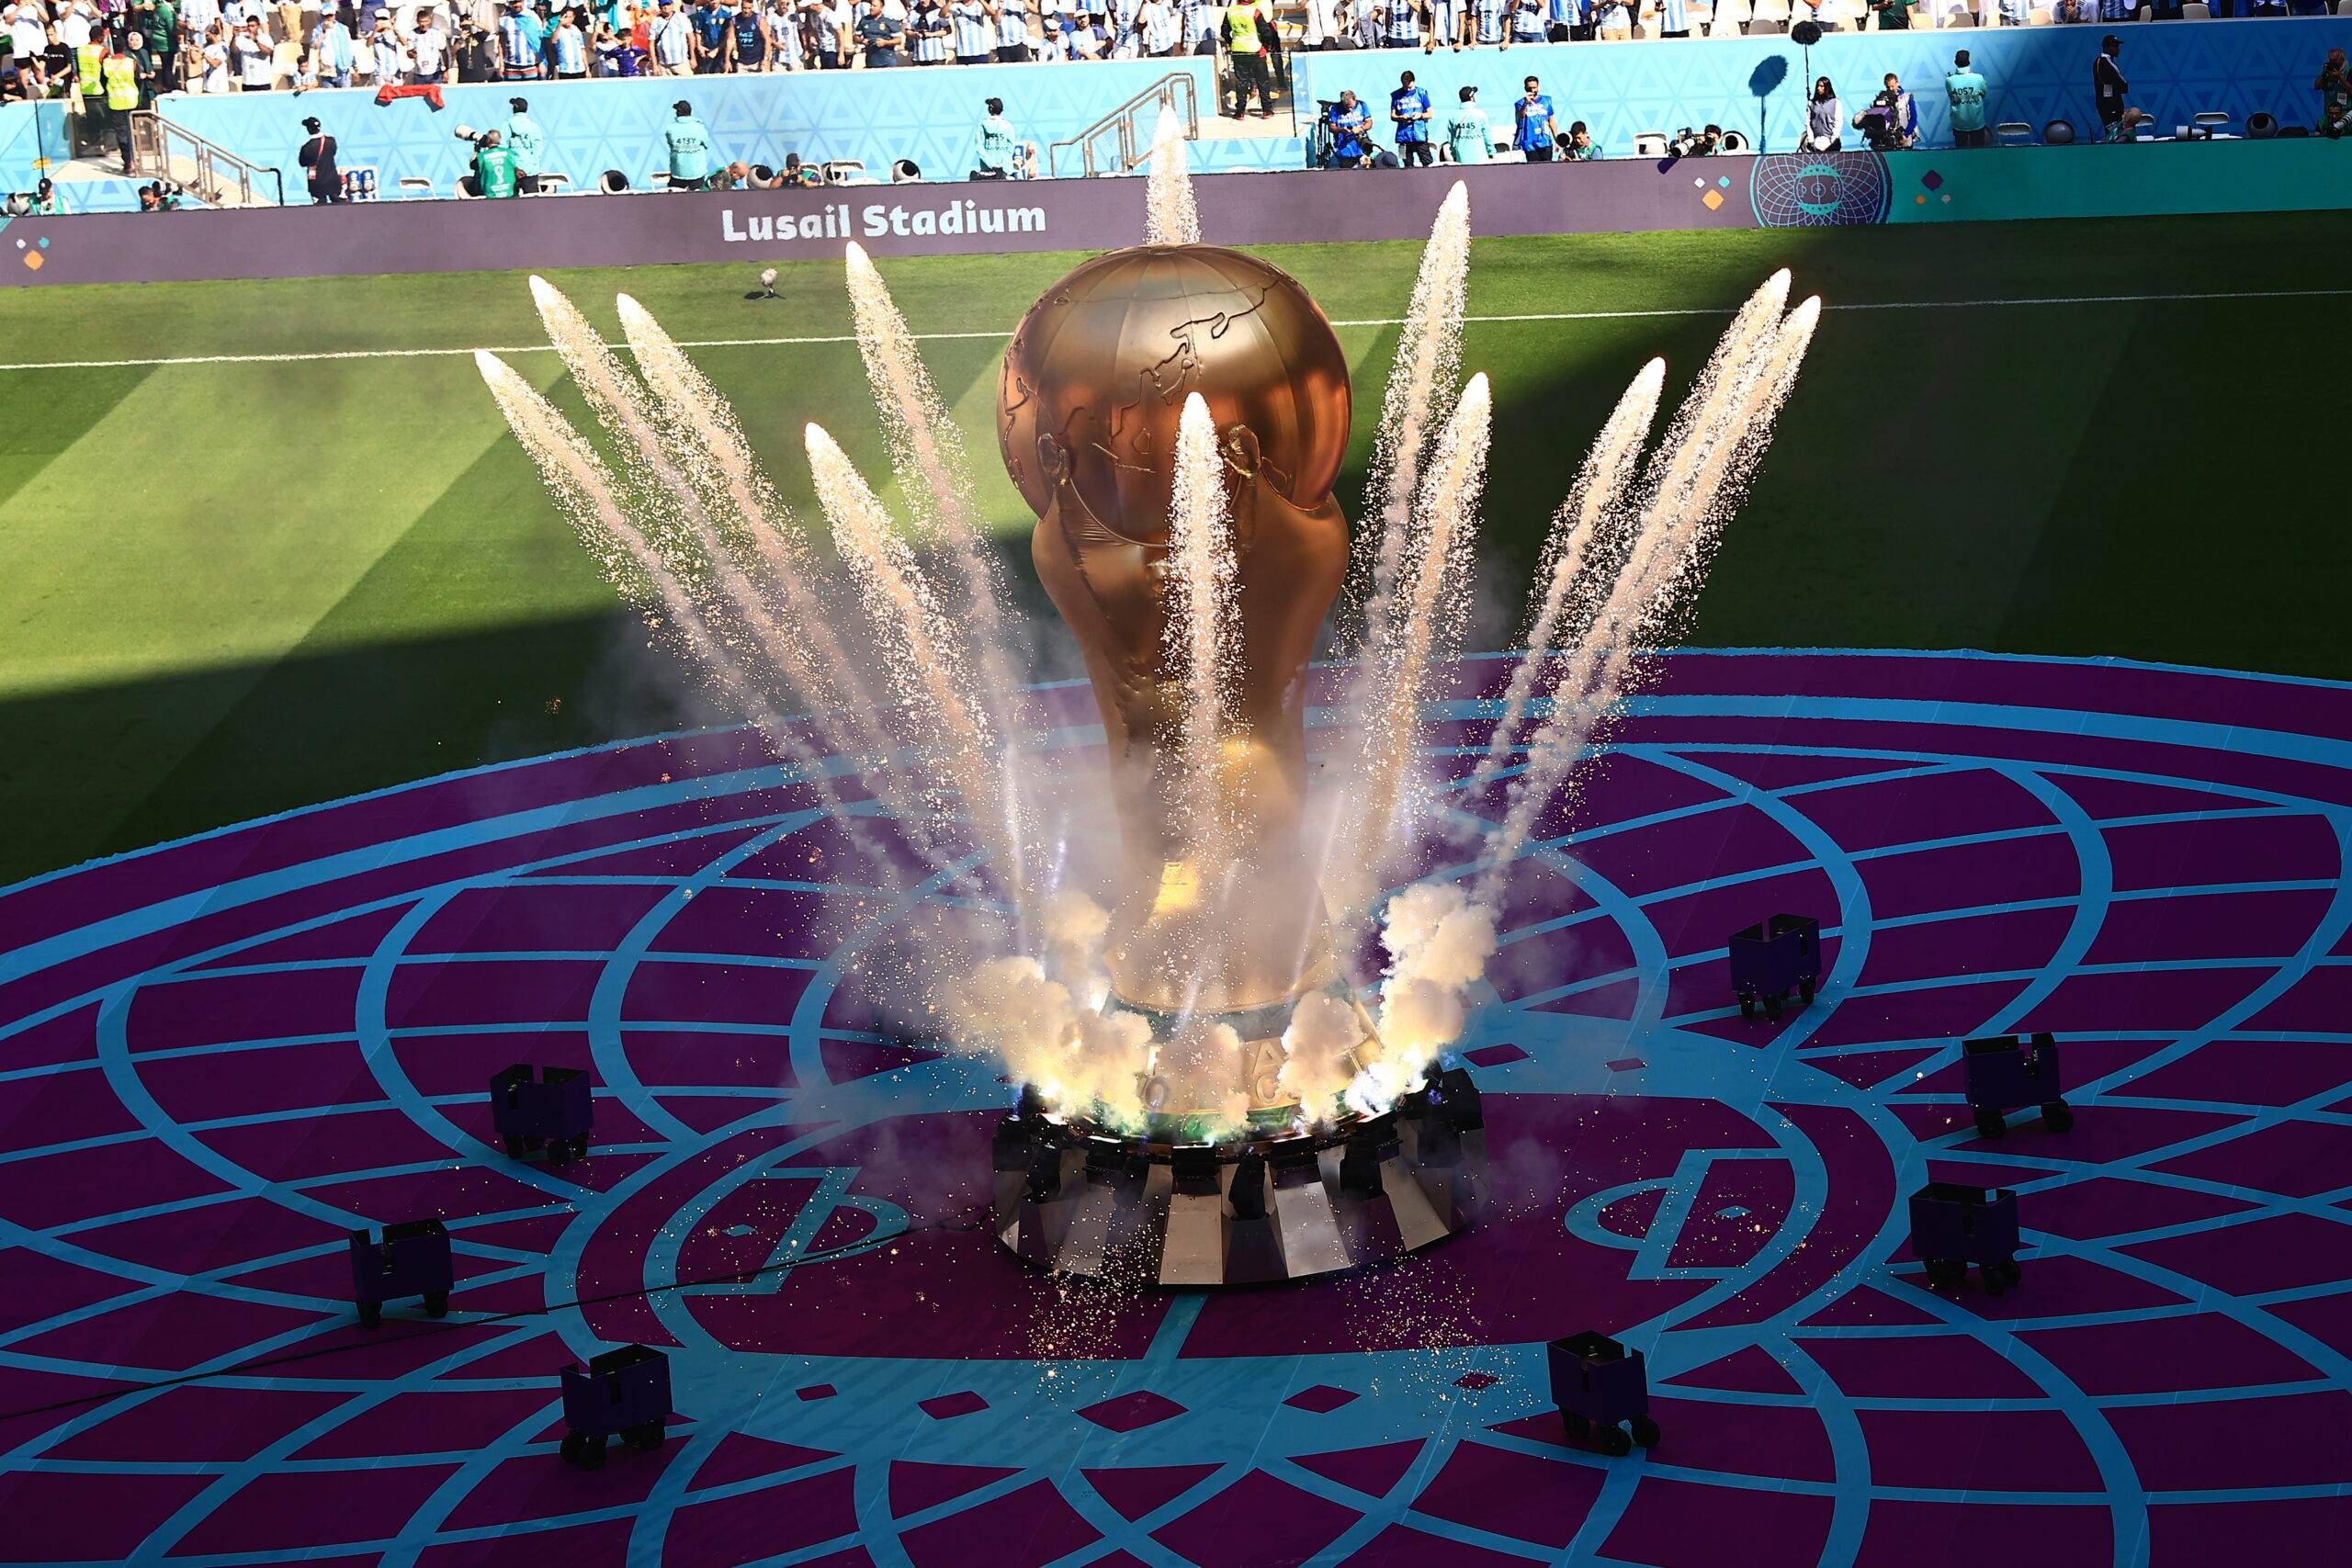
[1046,66,1304,180]
[125,111,284,209]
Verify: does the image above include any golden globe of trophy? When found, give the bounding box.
[998,244,1368,1127]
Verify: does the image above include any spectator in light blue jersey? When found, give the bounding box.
[1655,0,1689,35]
[311,8,356,85]
[1423,0,1463,48]
[549,7,589,75]
[494,0,543,79]
[1182,0,1219,51]
[1469,0,1507,43]
[1137,0,1179,53]
[948,0,989,59]
[908,0,947,60]
[1510,0,1545,39]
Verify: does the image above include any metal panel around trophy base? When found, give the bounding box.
[989,1099,1486,1286]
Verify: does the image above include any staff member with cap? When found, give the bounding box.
[663,96,712,188]
[503,95,545,193]
[297,114,345,203]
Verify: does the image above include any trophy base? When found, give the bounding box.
[989,1070,1487,1288]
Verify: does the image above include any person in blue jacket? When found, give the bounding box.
[1390,69,1432,167]
[1327,88,1373,167]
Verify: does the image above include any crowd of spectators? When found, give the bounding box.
[0,0,1255,96]
[1309,32,2345,164]
[3,0,2344,104]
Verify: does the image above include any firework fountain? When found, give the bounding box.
[480,168,1817,1286]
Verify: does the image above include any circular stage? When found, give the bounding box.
[0,650,2346,1565]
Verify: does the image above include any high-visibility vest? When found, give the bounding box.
[1221,2,1257,52]
[75,40,106,96]
[103,53,140,111]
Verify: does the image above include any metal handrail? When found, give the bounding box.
[130,110,286,208]
[1046,73,1199,179]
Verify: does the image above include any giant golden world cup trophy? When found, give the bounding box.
[998,244,1369,1125]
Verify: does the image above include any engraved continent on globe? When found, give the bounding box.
[996,245,1352,544]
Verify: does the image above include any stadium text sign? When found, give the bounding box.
[4,161,1772,288]
[720,197,1049,244]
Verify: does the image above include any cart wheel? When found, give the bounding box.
[572,1134,591,1160]
[1600,1424,1633,1457]
[1631,1416,1662,1450]
[628,1421,664,1451]
[1997,1258,2023,1289]
[579,1434,607,1471]
[2041,1100,2074,1134]
[1763,992,1783,1021]
[1972,1108,2007,1139]
[547,1137,571,1168]
[560,1431,587,1468]
[1799,978,1815,1005]
[1563,1411,1590,1438]
[356,1300,381,1329]
[1737,995,1756,1021]
[1925,1258,1962,1290]
[424,1292,449,1319]
[502,1135,524,1158]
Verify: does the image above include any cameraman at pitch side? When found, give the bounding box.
[457,125,522,197]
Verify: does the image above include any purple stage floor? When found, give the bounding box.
[0,649,2348,1566]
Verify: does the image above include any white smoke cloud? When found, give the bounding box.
[1039,887,1112,989]
[1280,991,1363,1124]
[1368,881,1498,1098]
[942,953,1150,1130]
[1383,882,1498,993]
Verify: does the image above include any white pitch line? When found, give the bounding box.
[2,286,2346,373]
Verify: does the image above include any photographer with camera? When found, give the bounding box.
[1666,123,1720,158]
[1325,88,1372,167]
[457,124,521,197]
[2316,46,2349,138]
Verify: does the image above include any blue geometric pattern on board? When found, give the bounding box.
[147,56,1216,197]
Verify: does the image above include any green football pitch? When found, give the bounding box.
[0,209,2345,886]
